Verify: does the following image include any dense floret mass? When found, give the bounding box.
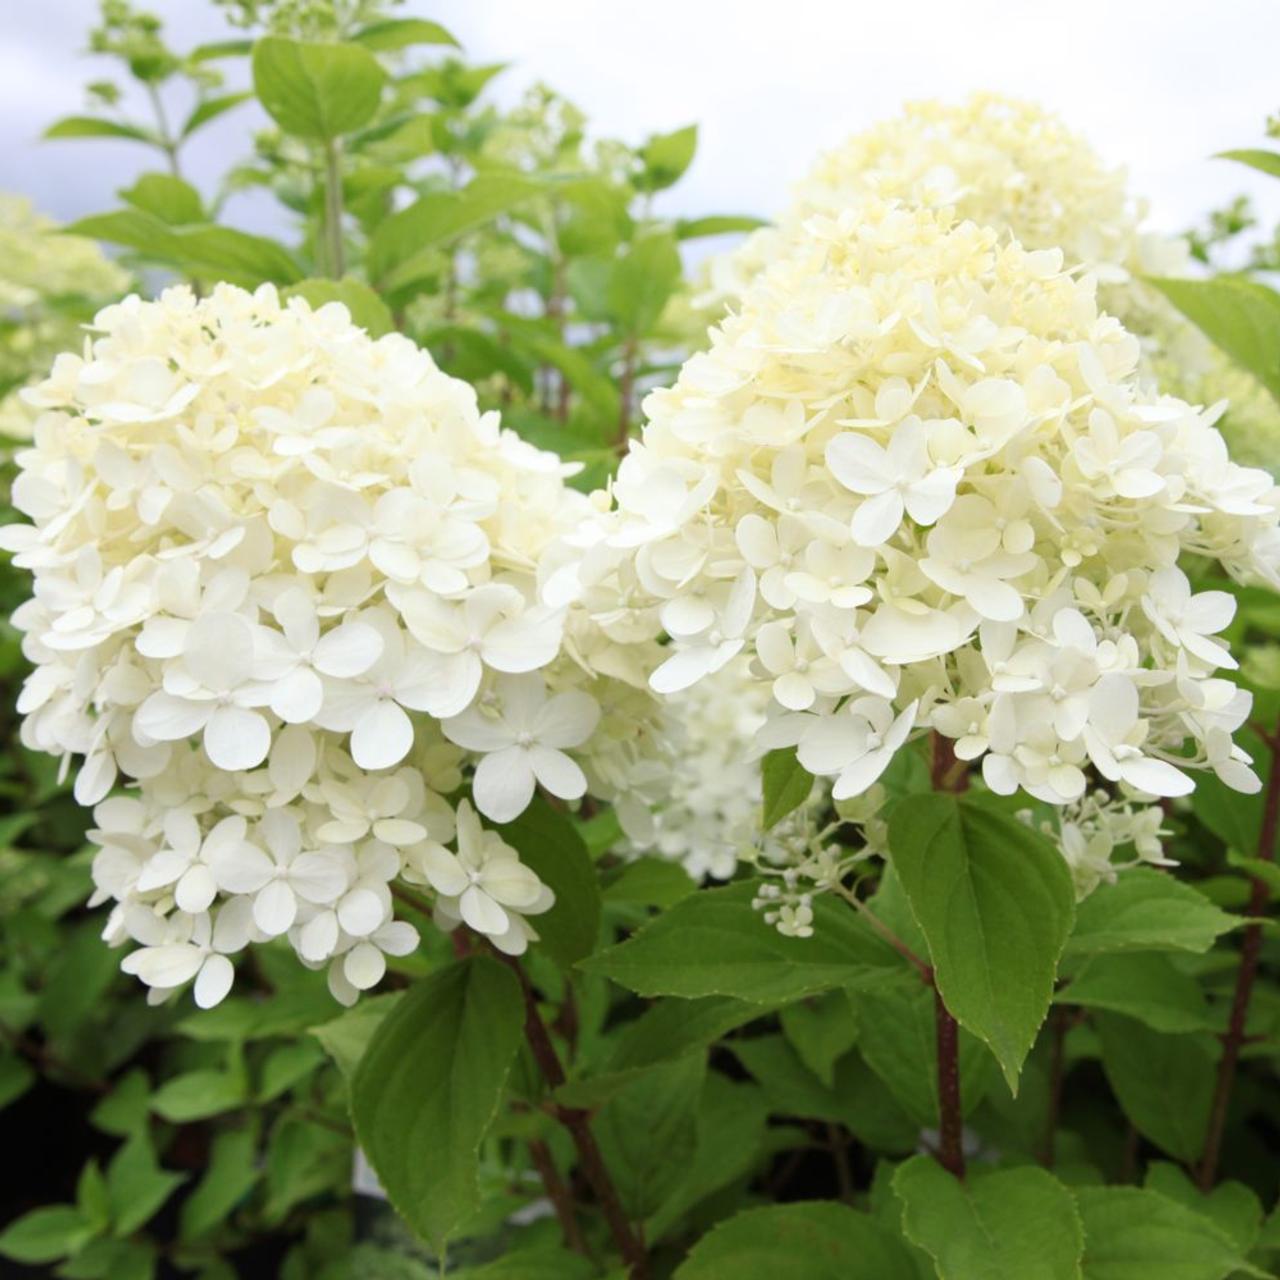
[603,200,1280,890]
[1,283,667,1005]
[702,93,1189,321]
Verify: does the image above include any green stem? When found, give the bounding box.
[145,82,181,178]
[323,137,346,278]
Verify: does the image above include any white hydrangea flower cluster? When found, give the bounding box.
[600,201,1280,888]
[617,659,826,880]
[1,283,667,1006]
[701,93,1190,323]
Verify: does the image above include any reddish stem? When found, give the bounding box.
[491,949,649,1278]
[932,982,966,1178]
[1198,722,1280,1189]
[928,732,968,1178]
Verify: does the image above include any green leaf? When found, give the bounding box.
[496,796,601,967]
[780,990,858,1087]
[0,1206,94,1264]
[1057,952,1216,1033]
[0,1053,34,1111]
[606,230,682,334]
[638,124,698,192]
[761,747,814,830]
[89,1069,150,1137]
[150,1069,247,1122]
[283,279,393,336]
[181,91,253,138]
[594,1054,705,1217]
[1216,149,1280,180]
[120,174,204,225]
[43,116,157,145]
[888,794,1076,1089]
[252,37,386,139]
[495,314,620,422]
[1095,1013,1214,1161]
[1075,1185,1251,1280]
[675,214,769,240]
[190,38,254,62]
[602,856,696,909]
[258,1040,326,1101]
[351,956,523,1251]
[649,1074,768,1239]
[352,18,460,51]
[1148,275,1280,403]
[63,211,304,287]
[262,1115,349,1223]
[452,1248,595,1280]
[57,1236,156,1280]
[106,1132,185,1236]
[180,1128,259,1241]
[311,992,401,1081]
[608,996,768,1074]
[729,1035,919,1152]
[557,177,633,255]
[76,1160,111,1233]
[1144,1163,1264,1255]
[370,173,544,287]
[674,1201,918,1279]
[851,983,996,1125]
[893,1156,1084,1280]
[583,882,902,1002]
[1065,869,1236,958]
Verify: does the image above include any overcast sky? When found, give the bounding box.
[3,0,1279,249]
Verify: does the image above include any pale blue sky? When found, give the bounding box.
[3,0,1278,249]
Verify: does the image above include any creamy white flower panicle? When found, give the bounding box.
[604,200,1280,908]
[3,283,667,1007]
[616,659,827,881]
[702,93,1190,323]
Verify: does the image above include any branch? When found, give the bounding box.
[490,949,649,1278]
[1198,720,1280,1189]
[932,980,966,1178]
[929,731,967,1178]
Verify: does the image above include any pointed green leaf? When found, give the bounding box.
[761,747,814,830]
[1148,275,1280,403]
[179,1128,259,1241]
[369,173,544,286]
[1095,1013,1214,1162]
[676,214,769,240]
[1217,149,1280,180]
[1065,868,1236,958]
[0,1206,94,1264]
[44,116,157,145]
[583,882,903,1002]
[283,279,394,336]
[1075,1185,1254,1280]
[252,37,386,139]
[674,1202,918,1279]
[594,1054,705,1217]
[638,124,698,192]
[1057,952,1216,1032]
[181,91,253,138]
[120,174,204,225]
[496,796,600,967]
[888,794,1075,1089]
[352,18,460,51]
[351,956,523,1251]
[106,1132,185,1236]
[893,1156,1084,1280]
